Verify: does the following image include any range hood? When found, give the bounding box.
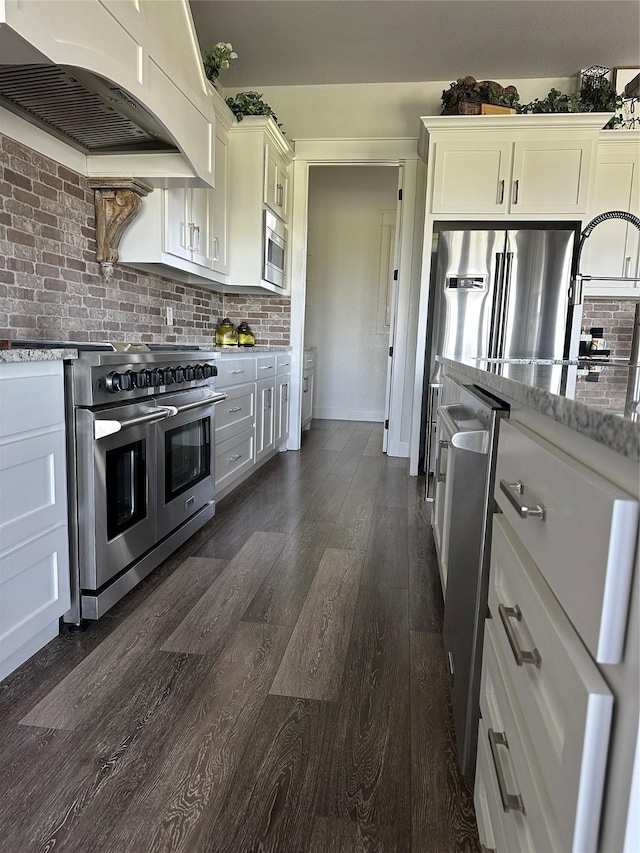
[0,64,179,155]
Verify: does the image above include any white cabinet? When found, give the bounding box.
[264,139,289,219]
[228,116,293,293]
[474,414,639,853]
[582,133,640,298]
[214,351,291,500]
[117,110,231,289]
[301,349,315,431]
[0,360,70,682]
[421,114,606,218]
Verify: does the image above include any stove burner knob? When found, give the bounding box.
[184,365,195,382]
[161,367,174,385]
[132,370,148,389]
[142,369,157,387]
[202,363,214,379]
[121,371,134,391]
[105,371,124,393]
[174,366,185,383]
[194,365,204,380]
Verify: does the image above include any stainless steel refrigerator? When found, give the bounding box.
[424,227,577,484]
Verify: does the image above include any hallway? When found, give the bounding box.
[0,420,479,852]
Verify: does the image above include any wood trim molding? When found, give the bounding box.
[87,178,153,279]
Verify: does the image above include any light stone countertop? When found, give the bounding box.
[0,348,78,363]
[438,356,640,462]
[213,346,292,355]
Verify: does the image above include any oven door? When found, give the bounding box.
[264,210,286,287]
[156,388,227,534]
[75,401,171,591]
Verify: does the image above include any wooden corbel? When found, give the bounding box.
[87,178,153,280]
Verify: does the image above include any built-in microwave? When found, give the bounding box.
[263,209,287,288]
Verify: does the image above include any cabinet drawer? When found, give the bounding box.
[481,622,560,853]
[256,355,276,377]
[489,515,613,853]
[494,419,638,663]
[0,362,65,436]
[276,352,292,374]
[216,357,258,388]
[215,427,254,493]
[215,384,255,443]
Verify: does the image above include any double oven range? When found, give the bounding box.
[14,342,226,623]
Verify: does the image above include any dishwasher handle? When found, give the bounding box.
[436,405,490,455]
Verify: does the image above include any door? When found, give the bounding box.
[165,186,191,261]
[190,188,212,269]
[430,230,502,378]
[156,389,218,533]
[276,375,290,444]
[432,140,512,214]
[382,175,402,452]
[210,127,229,275]
[511,138,593,214]
[499,230,574,392]
[256,378,275,461]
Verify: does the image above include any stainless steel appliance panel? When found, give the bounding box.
[430,230,502,384]
[76,402,159,589]
[264,210,287,288]
[501,229,575,360]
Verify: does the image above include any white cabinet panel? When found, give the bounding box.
[264,140,289,219]
[164,186,190,261]
[255,378,276,462]
[432,140,511,214]
[276,374,290,446]
[511,139,593,213]
[489,515,613,853]
[215,383,256,443]
[495,419,638,663]
[215,427,254,495]
[215,357,258,388]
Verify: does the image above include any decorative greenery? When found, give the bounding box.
[203,42,238,81]
[225,91,281,127]
[519,77,624,128]
[441,76,520,112]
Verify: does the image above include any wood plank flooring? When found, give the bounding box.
[0,419,479,852]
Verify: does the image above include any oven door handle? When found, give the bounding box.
[436,405,490,455]
[171,391,228,415]
[93,406,177,440]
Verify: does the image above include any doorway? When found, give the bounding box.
[304,165,399,424]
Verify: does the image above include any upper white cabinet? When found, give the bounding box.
[582,133,640,298]
[228,116,294,293]
[117,104,231,288]
[421,114,609,218]
[264,138,290,220]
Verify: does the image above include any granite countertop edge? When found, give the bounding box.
[213,346,292,355]
[438,356,640,462]
[0,348,79,363]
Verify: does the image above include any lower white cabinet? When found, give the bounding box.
[214,351,291,500]
[255,377,276,463]
[0,360,70,681]
[301,348,315,431]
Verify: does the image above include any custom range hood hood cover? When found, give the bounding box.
[0,63,180,154]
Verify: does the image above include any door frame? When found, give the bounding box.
[286,139,420,457]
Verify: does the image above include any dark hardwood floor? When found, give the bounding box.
[0,419,479,852]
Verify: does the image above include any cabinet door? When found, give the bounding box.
[510,138,593,214]
[164,187,191,261]
[256,379,276,462]
[210,128,229,275]
[431,140,512,214]
[189,188,213,269]
[583,142,640,297]
[301,370,313,429]
[264,142,288,220]
[276,375,290,445]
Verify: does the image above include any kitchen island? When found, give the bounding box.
[437,356,639,853]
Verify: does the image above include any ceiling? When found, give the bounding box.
[189,0,640,88]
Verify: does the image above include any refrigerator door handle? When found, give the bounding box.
[496,251,514,359]
[488,252,505,359]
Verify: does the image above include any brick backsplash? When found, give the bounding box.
[0,133,290,346]
[575,298,638,411]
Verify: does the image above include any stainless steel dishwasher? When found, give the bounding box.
[435,380,508,778]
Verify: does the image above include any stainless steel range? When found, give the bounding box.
[12,341,227,623]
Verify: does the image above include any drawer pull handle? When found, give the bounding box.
[228,406,243,413]
[497,179,505,205]
[231,369,245,375]
[228,454,242,462]
[488,729,525,813]
[436,439,449,483]
[499,603,542,668]
[512,179,519,205]
[261,365,274,370]
[499,479,545,520]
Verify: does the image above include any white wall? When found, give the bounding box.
[305,165,399,421]
[225,77,577,140]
